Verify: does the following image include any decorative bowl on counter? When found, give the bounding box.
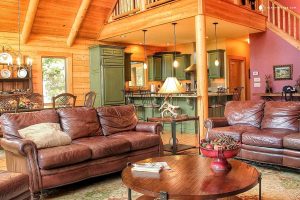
[200,135,241,173]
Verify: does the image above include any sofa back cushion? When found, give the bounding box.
[224,101,265,128]
[96,105,138,136]
[0,109,59,139]
[261,101,300,132]
[57,107,102,139]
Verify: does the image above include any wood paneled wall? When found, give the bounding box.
[0,32,100,105]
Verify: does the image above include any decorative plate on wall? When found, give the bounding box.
[17,68,28,78]
[1,69,11,78]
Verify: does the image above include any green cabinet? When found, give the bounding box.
[162,53,174,80]
[175,54,191,80]
[148,55,162,81]
[89,45,125,107]
[208,49,225,79]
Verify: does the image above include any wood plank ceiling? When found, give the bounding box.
[0,0,117,45]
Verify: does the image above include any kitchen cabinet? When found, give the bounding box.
[148,55,162,81]
[208,49,225,78]
[162,53,174,80]
[175,54,191,80]
[124,53,132,81]
[89,45,125,107]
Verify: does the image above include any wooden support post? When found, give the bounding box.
[21,0,40,44]
[67,0,92,47]
[195,13,208,140]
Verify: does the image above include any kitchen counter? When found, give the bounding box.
[125,92,233,98]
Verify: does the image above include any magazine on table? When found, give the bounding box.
[131,162,171,173]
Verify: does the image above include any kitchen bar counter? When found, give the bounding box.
[127,92,233,133]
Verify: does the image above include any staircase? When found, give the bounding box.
[266,0,300,49]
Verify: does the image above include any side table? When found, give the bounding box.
[148,116,199,155]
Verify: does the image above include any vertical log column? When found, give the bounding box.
[195,1,208,140]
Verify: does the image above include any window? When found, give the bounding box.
[42,57,66,103]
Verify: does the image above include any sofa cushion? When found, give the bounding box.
[57,107,102,139]
[224,101,265,128]
[109,131,160,151]
[283,133,300,150]
[97,105,138,136]
[73,136,131,159]
[0,110,59,139]
[38,144,91,170]
[18,123,71,149]
[261,101,300,132]
[208,125,259,141]
[242,129,293,148]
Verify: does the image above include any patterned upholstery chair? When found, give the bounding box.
[52,93,76,108]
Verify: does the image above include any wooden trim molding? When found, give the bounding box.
[21,0,40,44]
[67,0,92,47]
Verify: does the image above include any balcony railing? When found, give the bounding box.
[110,0,266,22]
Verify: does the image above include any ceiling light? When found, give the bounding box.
[172,22,179,68]
[142,30,147,69]
[213,22,219,67]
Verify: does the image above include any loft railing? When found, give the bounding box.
[110,0,175,21]
[267,0,300,42]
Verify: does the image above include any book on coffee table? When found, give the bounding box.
[131,162,171,173]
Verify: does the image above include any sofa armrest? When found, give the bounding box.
[1,138,37,156]
[204,117,229,130]
[0,138,42,193]
[135,122,163,134]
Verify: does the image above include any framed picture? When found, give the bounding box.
[273,64,293,80]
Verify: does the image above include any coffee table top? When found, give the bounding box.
[122,155,260,199]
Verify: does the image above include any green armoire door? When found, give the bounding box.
[89,45,125,107]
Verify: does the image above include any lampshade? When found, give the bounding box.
[158,77,185,94]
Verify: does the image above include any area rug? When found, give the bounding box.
[1,150,299,200]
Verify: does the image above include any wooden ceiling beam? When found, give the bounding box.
[21,0,40,44]
[67,0,92,47]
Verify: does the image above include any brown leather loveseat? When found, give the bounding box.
[205,101,300,169]
[0,105,163,197]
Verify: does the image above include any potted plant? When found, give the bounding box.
[265,74,273,93]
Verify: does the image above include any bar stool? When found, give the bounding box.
[208,89,226,117]
[142,91,160,121]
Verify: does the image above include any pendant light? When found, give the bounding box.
[142,30,147,69]
[213,22,219,67]
[172,22,179,68]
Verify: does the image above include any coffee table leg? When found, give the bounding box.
[258,174,262,200]
[128,188,132,200]
[171,121,176,155]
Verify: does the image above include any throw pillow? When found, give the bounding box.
[18,123,71,149]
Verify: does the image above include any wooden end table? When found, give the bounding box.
[122,155,262,200]
[148,116,199,155]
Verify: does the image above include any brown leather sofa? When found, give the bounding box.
[0,105,163,197]
[205,101,300,169]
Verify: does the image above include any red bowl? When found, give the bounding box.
[200,146,241,159]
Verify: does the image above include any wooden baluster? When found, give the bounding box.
[268,0,271,22]
[272,1,275,25]
[141,0,146,10]
[283,9,286,32]
[288,12,291,36]
[277,5,280,29]
[294,15,297,39]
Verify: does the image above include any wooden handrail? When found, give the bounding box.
[267,0,300,40]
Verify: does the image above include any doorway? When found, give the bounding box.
[228,56,246,100]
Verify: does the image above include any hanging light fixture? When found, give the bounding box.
[172,22,179,68]
[142,30,147,69]
[213,22,219,67]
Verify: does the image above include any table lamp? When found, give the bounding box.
[158,77,184,118]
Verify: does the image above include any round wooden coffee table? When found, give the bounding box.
[122,155,261,200]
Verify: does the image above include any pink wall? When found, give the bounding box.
[276,0,300,13]
[249,29,300,99]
